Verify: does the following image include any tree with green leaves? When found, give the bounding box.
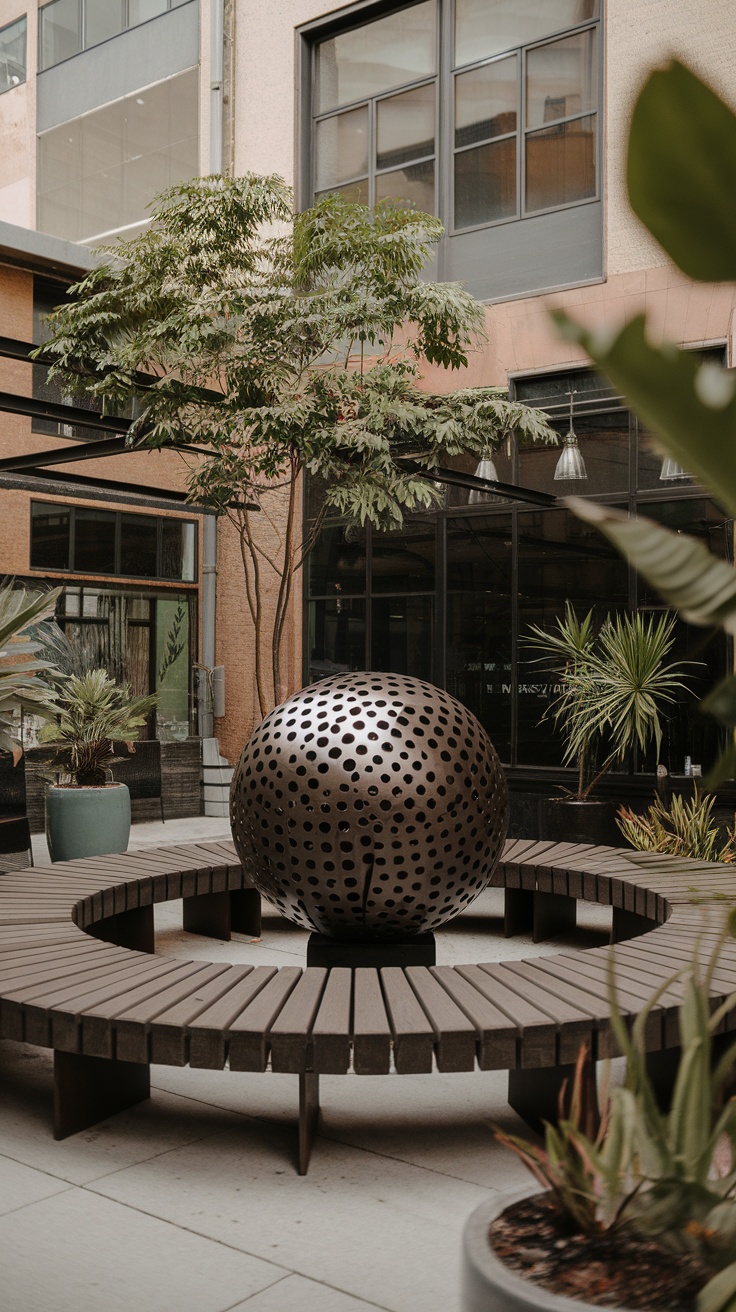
[552,62,736,788]
[0,581,60,759]
[38,175,555,723]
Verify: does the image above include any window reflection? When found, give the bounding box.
[316,1,436,113]
[516,507,628,766]
[372,595,434,680]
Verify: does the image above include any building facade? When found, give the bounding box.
[0,0,733,825]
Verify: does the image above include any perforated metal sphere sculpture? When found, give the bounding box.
[230,672,508,940]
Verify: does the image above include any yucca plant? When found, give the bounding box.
[39,669,158,786]
[527,603,685,800]
[495,912,736,1312]
[0,581,61,759]
[618,790,736,863]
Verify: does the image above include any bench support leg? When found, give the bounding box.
[88,904,154,953]
[230,888,262,937]
[298,1072,319,1176]
[504,889,534,937]
[183,889,262,941]
[53,1050,150,1140]
[508,1058,598,1137]
[183,891,231,940]
[533,892,576,944]
[611,908,652,944]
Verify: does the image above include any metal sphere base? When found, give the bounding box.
[306,932,436,969]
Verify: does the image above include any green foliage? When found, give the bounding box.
[552,62,736,788]
[35,176,555,719]
[627,61,736,282]
[39,669,158,786]
[618,790,736,863]
[496,918,736,1312]
[493,1045,606,1235]
[527,602,684,799]
[0,582,60,757]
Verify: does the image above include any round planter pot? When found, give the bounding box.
[543,798,622,848]
[462,1187,633,1312]
[45,783,131,863]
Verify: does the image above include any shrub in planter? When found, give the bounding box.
[527,605,686,846]
[40,669,157,862]
[618,790,736,864]
[462,917,736,1312]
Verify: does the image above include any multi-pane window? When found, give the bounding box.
[0,15,26,94]
[38,0,190,72]
[309,0,600,233]
[30,502,198,582]
[313,1,437,212]
[37,67,199,243]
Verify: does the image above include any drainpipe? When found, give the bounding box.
[198,0,225,743]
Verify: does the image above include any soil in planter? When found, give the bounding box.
[489,1194,709,1312]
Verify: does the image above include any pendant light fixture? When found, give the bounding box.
[469,454,500,503]
[553,391,587,482]
[659,454,691,483]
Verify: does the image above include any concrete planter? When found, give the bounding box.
[462,1188,633,1312]
[45,783,131,863]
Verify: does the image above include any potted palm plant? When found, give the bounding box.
[0,580,60,758]
[527,604,685,846]
[462,916,736,1312]
[40,669,157,862]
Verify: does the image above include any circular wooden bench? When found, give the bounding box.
[0,836,734,1174]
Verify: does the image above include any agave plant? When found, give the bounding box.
[527,603,685,800]
[618,790,736,863]
[495,913,736,1312]
[39,668,158,786]
[0,581,61,759]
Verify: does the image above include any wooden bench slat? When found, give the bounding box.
[81,960,208,1058]
[115,964,233,1063]
[188,966,278,1068]
[455,965,556,1068]
[483,961,596,1064]
[431,967,517,1070]
[148,965,254,1065]
[352,968,391,1074]
[227,967,303,1072]
[310,967,352,1074]
[269,968,328,1074]
[405,966,477,1072]
[380,966,435,1073]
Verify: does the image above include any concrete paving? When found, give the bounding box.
[2,817,613,1312]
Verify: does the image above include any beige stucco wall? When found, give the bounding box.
[0,2,37,229]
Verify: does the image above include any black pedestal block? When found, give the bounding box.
[306,932,436,969]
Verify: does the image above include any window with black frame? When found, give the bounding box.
[0,15,26,93]
[30,502,197,583]
[304,360,733,782]
[307,0,600,234]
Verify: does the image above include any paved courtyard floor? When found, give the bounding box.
[0,818,612,1312]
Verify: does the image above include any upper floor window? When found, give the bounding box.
[308,0,600,236]
[30,502,198,583]
[0,15,26,93]
[38,0,190,73]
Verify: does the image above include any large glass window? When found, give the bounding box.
[30,502,198,582]
[38,0,190,71]
[37,67,199,243]
[313,1,437,208]
[304,368,732,783]
[0,15,26,93]
[309,0,600,233]
[56,584,196,740]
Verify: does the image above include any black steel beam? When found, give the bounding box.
[0,388,132,434]
[399,460,557,508]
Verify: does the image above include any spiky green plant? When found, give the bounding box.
[0,581,61,758]
[527,603,685,800]
[618,790,736,863]
[495,914,736,1312]
[39,669,158,786]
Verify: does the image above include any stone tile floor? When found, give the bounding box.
[0,818,612,1312]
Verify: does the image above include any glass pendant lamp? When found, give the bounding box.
[469,454,500,503]
[554,392,587,482]
[659,455,691,483]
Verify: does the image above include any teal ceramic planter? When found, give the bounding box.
[45,784,131,863]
